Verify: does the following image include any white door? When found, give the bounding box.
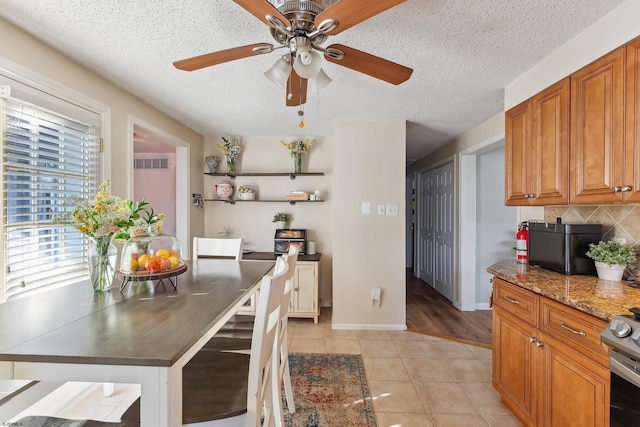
[433,163,454,301]
[416,162,455,302]
[417,169,436,286]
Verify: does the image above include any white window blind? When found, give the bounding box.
[2,96,101,300]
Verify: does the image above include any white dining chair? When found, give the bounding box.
[186,263,288,426]
[272,246,298,421]
[193,236,243,260]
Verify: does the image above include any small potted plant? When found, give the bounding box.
[586,238,637,281]
[272,212,290,229]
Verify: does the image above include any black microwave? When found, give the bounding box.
[528,221,602,275]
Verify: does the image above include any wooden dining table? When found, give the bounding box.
[0,258,274,426]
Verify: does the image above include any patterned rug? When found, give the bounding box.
[284,353,377,427]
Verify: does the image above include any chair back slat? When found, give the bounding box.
[193,237,243,260]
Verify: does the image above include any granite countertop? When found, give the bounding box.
[487,259,640,321]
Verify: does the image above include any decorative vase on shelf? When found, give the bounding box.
[88,235,117,292]
[215,180,234,200]
[293,152,303,174]
[594,261,626,281]
[205,156,218,173]
[275,221,286,229]
[227,156,237,174]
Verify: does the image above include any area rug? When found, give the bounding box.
[284,353,377,427]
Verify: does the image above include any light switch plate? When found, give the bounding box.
[386,204,399,216]
[362,201,371,215]
[377,204,386,216]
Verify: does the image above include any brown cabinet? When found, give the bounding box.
[492,277,609,427]
[505,78,569,206]
[570,47,626,203]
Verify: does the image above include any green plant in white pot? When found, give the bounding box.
[586,239,636,281]
[272,212,290,230]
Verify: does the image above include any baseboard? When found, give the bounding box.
[331,323,407,331]
[476,302,491,310]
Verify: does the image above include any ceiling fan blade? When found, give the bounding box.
[286,70,308,106]
[173,43,273,71]
[315,0,406,35]
[324,44,413,85]
[233,0,290,28]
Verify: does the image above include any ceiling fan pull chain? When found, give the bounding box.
[298,75,305,128]
[298,104,305,128]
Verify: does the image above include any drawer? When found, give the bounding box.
[539,298,609,367]
[493,278,538,327]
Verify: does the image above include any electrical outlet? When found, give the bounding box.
[362,201,371,215]
[377,204,386,216]
[386,204,399,216]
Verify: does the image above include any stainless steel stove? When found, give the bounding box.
[600,308,640,426]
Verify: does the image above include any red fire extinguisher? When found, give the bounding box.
[516,222,528,264]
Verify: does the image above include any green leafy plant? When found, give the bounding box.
[272,212,290,223]
[586,239,637,266]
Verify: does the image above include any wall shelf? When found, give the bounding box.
[205,172,324,180]
[203,199,325,206]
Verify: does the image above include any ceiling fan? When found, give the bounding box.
[173,0,413,107]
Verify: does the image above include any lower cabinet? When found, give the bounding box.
[290,261,320,324]
[238,260,320,323]
[492,277,609,427]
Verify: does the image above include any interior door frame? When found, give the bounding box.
[128,117,190,258]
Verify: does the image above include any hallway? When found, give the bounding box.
[406,271,492,347]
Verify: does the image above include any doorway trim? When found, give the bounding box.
[128,116,190,258]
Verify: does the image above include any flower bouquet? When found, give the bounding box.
[55,180,165,291]
[218,137,242,173]
[282,139,314,173]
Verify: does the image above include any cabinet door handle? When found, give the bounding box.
[560,321,586,336]
[504,295,521,305]
[611,186,631,192]
[529,193,536,198]
[534,341,544,348]
[524,194,529,199]
[529,336,537,343]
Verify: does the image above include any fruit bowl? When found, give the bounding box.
[119,232,184,274]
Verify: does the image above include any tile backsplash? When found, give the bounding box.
[544,205,640,248]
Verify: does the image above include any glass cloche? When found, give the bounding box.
[119,232,184,274]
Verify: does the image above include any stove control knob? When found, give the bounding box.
[610,319,632,338]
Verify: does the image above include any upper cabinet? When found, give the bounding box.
[625,38,640,203]
[505,78,569,206]
[505,35,640,206]
[570,47,626,204]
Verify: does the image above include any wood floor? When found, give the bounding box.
[406,269,493,348]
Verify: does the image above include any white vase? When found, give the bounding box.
[594,261,626,281]
[275,221,286,229]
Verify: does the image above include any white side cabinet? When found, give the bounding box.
[289,261,320,324]
[237,257,320,323]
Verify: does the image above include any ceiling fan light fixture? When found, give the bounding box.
[293,46,322,78]
[265,56,292,89]
[309,68,332,92]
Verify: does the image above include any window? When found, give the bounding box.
[1,90,101,301]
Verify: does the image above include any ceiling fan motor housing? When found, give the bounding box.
[268,0,337,47]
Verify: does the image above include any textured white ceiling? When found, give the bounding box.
[0,0,627,162]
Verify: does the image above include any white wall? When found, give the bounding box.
[331,119,406,329]
[475,146,516,307]
[202,136,333,305]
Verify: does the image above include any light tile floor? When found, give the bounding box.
[288,309,523,427]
